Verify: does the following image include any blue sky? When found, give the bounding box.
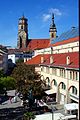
[0,0,79,48]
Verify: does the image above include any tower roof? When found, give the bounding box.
[49,13,57,32]
[52,13,54,19]
[19,15,27,21]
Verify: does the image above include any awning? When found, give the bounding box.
[64,103,78,110]
[45,89,56,95]
[7,90,16,96]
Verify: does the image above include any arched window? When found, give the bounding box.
[20,36,22,48]
[51,33,54,38]
[62,82,66,90]
[48,78,50,84]
[46,77,50,85]
[54,79,57,86]
[21,25,23,29]
[46,77,50,89]
[72,86,77,95]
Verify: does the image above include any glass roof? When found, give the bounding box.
[51,27,79,44]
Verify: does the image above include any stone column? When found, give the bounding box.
[56,86,60,104]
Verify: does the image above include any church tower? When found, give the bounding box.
[17,15,28,49]
[49,13,57,39]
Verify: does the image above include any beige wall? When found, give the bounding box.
[40,66,79,104]
[34,41,79,56]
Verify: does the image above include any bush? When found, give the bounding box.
[23,112,35,120]
[0,76,16,93]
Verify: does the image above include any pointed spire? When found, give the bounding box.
[22,13,24,18]
[51,13,54,26]
[50,13,56,29]
[52,13,54,20]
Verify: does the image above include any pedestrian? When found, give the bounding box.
[9,96,12,103]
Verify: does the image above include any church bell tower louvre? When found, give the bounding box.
[49,13,57,40]
[17,15,28,49]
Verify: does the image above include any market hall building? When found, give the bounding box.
[25,27,79,105]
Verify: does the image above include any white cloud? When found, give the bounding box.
[42,8,62,22]
[49,8,62,16]
[42,14,51,22]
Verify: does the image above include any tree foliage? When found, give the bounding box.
[0,69,5,77]
[0,76,16,94]
[11,63,44,99]
[11,63,40,83]
[23,112,35,120]
[11,63,39,81]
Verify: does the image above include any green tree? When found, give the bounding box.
[11,63,41,91]
[11,63,44,101]
[0,79,4,94]
[0,76,16,92]
[0,69,5,77]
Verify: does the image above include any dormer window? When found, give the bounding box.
[51,47,53,54]
[66,56,70,65]
[41,56,44,63]
[50,56,53,64]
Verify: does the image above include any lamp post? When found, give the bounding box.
[51,104,54,120]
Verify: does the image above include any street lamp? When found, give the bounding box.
[51,104,54,120]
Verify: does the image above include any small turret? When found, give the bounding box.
[49,13,57,39]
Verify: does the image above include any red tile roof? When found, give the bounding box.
[50,36,79,47]
[25,52,79,69]
[21,39,50,51]
[26,55,41,65]
[29,39,50,50]
[8,36,79,53]
[8,39,50,53]
[8,36,79,54]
